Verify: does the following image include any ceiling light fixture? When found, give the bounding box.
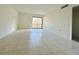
[61,4,69,9]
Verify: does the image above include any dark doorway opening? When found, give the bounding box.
[72,5,79,42]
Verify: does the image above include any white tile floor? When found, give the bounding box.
[0,29,79,55]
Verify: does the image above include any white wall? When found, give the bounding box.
[18,13,43,29]
[44,5,77,40]
[18,13,32,29]
[0,5,18,39]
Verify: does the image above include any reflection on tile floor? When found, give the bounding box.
[0,29,79,55]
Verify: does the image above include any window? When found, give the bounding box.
[32,17,43,29]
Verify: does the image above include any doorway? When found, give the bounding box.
[32,17,43,29]
[72,5,79,42]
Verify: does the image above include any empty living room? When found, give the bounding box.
[0,4,79,55]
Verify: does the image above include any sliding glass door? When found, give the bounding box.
[32,17,43,29]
